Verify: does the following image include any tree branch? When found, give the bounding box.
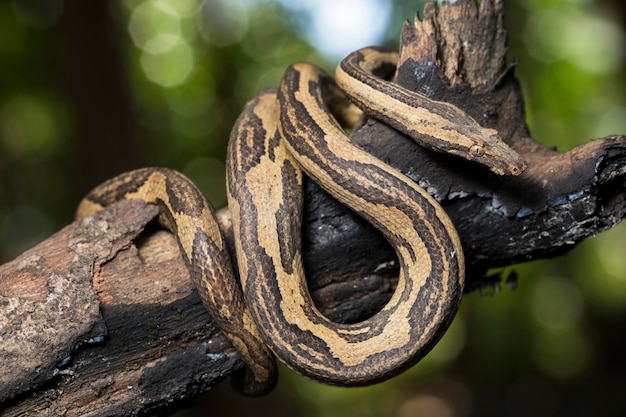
[1,0,625,415]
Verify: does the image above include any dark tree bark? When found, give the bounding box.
[61,0,143,196]
[1,0,625,415]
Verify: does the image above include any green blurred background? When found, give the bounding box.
[1,0,625,416]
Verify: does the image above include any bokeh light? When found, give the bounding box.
[277,0,392,61]
[0,94,65,157]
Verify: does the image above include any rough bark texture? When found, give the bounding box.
[1,0,625,415]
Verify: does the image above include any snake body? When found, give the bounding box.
[77,46,525,395]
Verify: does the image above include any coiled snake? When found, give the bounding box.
[77,46,526,395]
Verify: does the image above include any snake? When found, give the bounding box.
[76,46,526,396]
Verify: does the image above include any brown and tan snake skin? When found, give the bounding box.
[76,46,526,396]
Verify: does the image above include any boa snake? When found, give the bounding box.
[77,46,526,395]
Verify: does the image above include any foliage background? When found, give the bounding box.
[0,0,625,416]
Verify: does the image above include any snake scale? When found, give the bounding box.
[76,46,526,395]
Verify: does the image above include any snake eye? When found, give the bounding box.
[470,144,485,157]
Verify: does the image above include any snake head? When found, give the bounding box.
[460,128,527,176]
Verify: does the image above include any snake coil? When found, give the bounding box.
[77,47,526,395]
